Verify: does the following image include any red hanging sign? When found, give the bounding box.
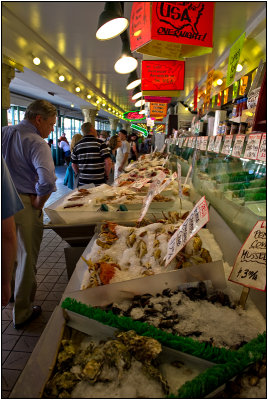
[151,2,214,48]
[142,60,185,91]
[130,2,152,52]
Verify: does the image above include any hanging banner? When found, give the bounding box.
[142,60,185,92]
[244,133,262,160]
[226,32,246,87]
[213,135,222,153]
[257,133,266,162]
[129,2,152,52]
[239,76,249,96]
[130,2,214,59]
[217,91,222,107]
[231,134,245,158]
[232,81,239,99]
[223,88,229,104]
[221,135,233,155]
[228,220,266,291]
[211,95,216,108]
[165,196,209,267]
[194,86,198,110]
[150,102,168,119]
[204,69,214,104]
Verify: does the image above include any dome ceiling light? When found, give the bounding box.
[96,2,128,41]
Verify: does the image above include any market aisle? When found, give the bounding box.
[1,166,72,398]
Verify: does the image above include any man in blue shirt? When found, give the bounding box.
[1,157,24,306]
[2,99,57,328]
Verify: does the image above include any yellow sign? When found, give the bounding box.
[204,69,214,104]
[226,32,246,87]
[239,76,248,96]
[150,102,168,119]
[223,88,229,104]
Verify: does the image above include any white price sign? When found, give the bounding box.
[187,137,193,147]
[257,133,266,162]
[130,177,151,189]
[213,135,222,153]
[228,221,266,291]
[244,133,262,160]
[138,171,166,222]
[231,134,245,158]
[158,172,177,194]
[207,136,215,152]
[165,196,209,267]
[221,135,233,155]
[191,137,196,148]
[200,136,208,151]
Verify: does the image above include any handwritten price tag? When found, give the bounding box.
[213,135,222,153]
[200,136,208,151]
[207,136,215,152]
[130,177,152,189]
[257,133,266,162]
[157,172,177,194]
[138,171,166,222]
[228,220,266,291]
[221,135,233,155]
[188,137,193,147]
[231,134,245,158]
[165,196,209,267]
[191,137,196,148]
[244,133,262,160]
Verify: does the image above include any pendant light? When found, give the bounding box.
[96,2,128,41]
[114,30,138,74]
[131,85,142,100]
[126,70,141,90]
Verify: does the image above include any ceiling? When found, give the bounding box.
[2,2,266,121]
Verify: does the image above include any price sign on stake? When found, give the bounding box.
[213,136,222,153]
[232,135,245,158]
[257,133,266,162]
[138,171,166,222]
[207,136,215,152]
[157,172,177,194]
[177,162,183,198]
[228,220,266,291]
[221,135,233,155]
[244,133,262,160]
[165,196,209,267]
[130,177,152,189]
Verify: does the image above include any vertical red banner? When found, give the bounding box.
[130,2,151,52]
[194,86,198,110]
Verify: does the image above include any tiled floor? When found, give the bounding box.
[2,166,72,398]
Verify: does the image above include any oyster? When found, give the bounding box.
[135,240,147,259]
[200,248,212,263]
[184,235,202,255]
[126,232,136,247]
[153,248,161,260]
[153,239,160,248]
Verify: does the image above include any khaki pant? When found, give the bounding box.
[13,195,43,325]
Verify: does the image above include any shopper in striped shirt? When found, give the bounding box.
[71,122,112,186]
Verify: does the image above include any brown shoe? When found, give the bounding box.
[14,306,42,329]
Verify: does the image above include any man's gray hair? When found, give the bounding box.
[24,100,57,120]
[81,122,93,136]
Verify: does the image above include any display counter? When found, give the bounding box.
[168,133,266,242]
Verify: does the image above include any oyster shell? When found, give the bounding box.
[135,240,147,258]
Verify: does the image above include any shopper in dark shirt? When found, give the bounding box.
[71,122,112,186]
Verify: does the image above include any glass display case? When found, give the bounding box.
[168,134,266,242]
